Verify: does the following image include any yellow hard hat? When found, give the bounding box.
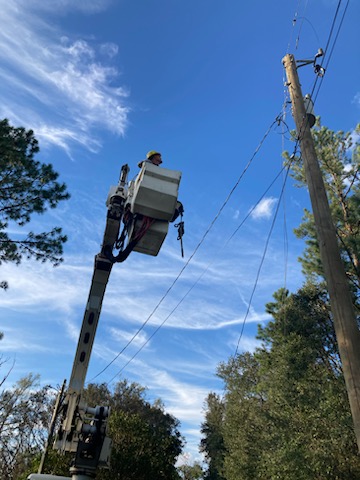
[146,150,161,159]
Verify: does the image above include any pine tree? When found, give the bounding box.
[0,119,70,288]
[285,122,360,306]
[216,284,360,479]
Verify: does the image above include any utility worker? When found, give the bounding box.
[138,150,184,222]
[137,150,163,168]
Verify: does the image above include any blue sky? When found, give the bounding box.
[0,0,359,465]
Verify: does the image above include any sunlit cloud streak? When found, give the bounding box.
[0,0,129,154]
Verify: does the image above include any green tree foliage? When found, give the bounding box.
[200,393,225,480]
[83,380,183,480]
[285,122,360,305]
[217,353,268,480]
[0,119,70,284]
[0,374,55,480]
[208,284,360,480]
[178,462,204,480]
[199,122,360,479]
[7,379,183,479]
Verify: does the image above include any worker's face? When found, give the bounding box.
[151,154,162,165]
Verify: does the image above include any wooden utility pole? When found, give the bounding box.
[282,53,360,452]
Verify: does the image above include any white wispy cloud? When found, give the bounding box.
[24,0,113,14]
[0,251,269,334]
[0,261,91,314]
[0,0,129,154]
[145,372,211,460]
[228,333,262,353]
[352,92,360,107]
[250,197,278,219]
[130,365,212,422]
[109,327,148,349]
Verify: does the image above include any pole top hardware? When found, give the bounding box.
[296,48,325,77]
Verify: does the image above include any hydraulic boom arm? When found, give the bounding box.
[55,165,130,476]
[48,161,182,480]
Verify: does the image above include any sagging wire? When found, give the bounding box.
[294,0,311,50]
[95,0,351,380]
[253,0,350,363]
[276,0,350,344]
[88,116,281,383]
[287,0,306,54]
[105,160,293,386]
[295,15,320,50]
[234,155,295,356]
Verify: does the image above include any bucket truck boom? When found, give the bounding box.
[28,162,182,480]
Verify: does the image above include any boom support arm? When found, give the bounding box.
[50,162,182,480]
[55,165,130,476]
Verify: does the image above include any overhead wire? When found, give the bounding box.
[286,0,350,174]
[283,0,350,156]
[106,159,292,385]
[323,0,349,72]
[233,0,313,351]
[276,0,350,344]
[287,0,306,53]
[296,16,320,49]
[234,156,294,355]
[92,0,351,384]
[280,0,309,338]
[285,0,349,119]
[294,0,310,50]
[89,116,282,383]
[312,0,349,106]
[304,0,349,109]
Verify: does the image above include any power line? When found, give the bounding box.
[92,0,351,385]
[312,0,349,105]
[323,0,349,72]
[287,0,349,151]
[106,161,291,385]
[88,116,281,383]
[304,0,349,108]
[235,158,293,355]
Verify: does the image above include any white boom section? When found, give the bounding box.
[56,257,113,452]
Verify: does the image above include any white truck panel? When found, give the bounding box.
[129,163,181,221]
[132,220,169,256]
